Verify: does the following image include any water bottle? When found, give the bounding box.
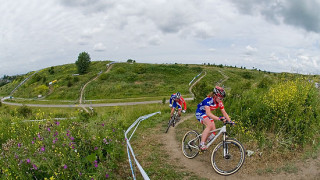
[207,133,215,143]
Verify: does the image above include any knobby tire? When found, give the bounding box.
[211,138,245,176]
[165,116,174,133]
[182,130,200,159]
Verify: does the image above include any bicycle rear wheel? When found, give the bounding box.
[211,138,245,175]
[182,130,200,159]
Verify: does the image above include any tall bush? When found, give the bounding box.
[228,78,320,149]
[17,105,33,117]
[262,79,320,146]
[192,81,212,101]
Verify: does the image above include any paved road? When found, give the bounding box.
[1,98,194,108]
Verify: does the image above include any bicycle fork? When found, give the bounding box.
[223,133,231,159]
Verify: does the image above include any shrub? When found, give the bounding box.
[79,111,90,122]
[262,79,319,146]
[48,67,55,74]
[29,74,43,84]
[115,67,126,74]
[73,76,79,83]
[192,81,213,101]
[99,73,108,81]
[34,85,48,95]
[17,105,32,117]
[65,75,72,81]
[42,76,47,84]
[241,72,253,79]
[133,64,147,74]
[126,73,138,82]
[226,78,320,150]
[162,97,166,105]
[67,80,73,87]
[258,77,273,88]
[127,59,135,63]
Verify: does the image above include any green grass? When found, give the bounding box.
[0,101,204,179]
[1,61,320,179]
[3,61,111,100]
[0,73,32,96]
[85,63,202,99]
[0,104,143,178]
[3,95,193,105]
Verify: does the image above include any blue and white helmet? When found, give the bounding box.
[176,92,181,99]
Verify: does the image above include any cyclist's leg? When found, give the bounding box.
[201,117,216,144]
[170,107,175,117]
[177,104,182,118]
[170,102,177,117]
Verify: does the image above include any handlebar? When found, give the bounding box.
[223,120,235,126]
[219,116,235,126]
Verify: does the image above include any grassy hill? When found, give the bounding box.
[0,61,287,102]
[0,61,320,179]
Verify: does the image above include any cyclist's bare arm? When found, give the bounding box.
[205,106,219,121]
[220,108,231,122]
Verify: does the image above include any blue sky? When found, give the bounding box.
[1,0,320,77]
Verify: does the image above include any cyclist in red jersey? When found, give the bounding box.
[169,92,187,119]
[195,86,231,150]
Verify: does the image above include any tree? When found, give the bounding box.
[48,67,55,74]
[75,52,91,74]
[127,59,135,63]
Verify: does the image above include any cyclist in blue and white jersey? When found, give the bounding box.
[196,86,231,150]
[169,92,187,119]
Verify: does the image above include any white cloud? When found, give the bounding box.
[246,45,258,52]
[1,0,320,77]
[93,43,107,52]
[147,35,162,46]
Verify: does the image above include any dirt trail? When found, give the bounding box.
[217,70,229,86]
[162,115,320,180]
[161,114,219,179]
[79,63,114,112]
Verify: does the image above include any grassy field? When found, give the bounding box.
[1,61,320,179]
[1,61,111,100]
[85,63,202,99]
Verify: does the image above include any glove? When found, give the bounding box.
[219,116,226,121]
[169,104,172,108]
[230,121,235,126]
[182,110,186,113]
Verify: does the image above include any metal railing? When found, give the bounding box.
[125,111,161,180]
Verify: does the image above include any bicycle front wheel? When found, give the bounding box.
[165,117,174,133]
[211,138,245,176]
[182,130,200,159]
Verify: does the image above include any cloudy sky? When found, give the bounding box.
[1,0,320,77]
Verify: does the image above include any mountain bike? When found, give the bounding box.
[181,121,245,176]
[165,106,179,133]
